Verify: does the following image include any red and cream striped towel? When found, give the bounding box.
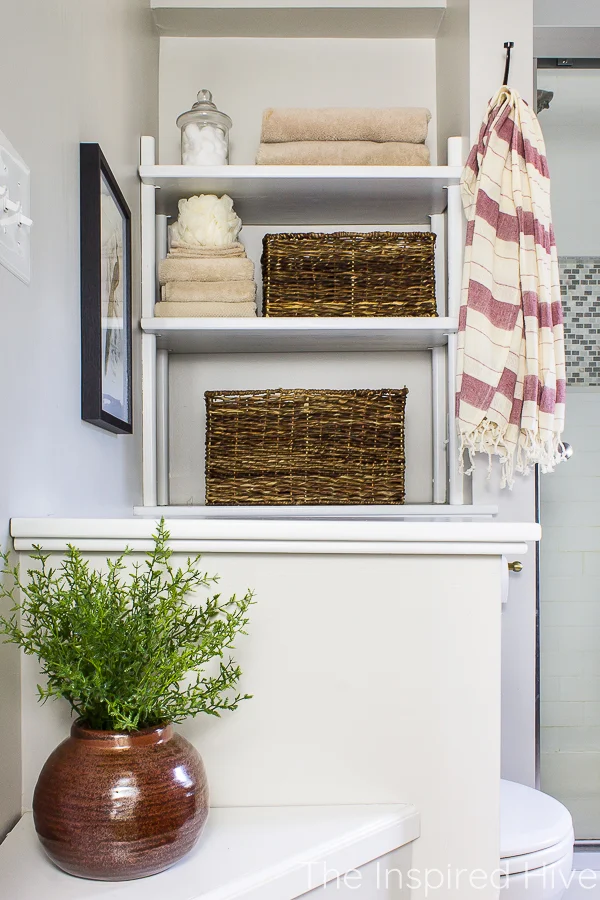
[456,86,566,488]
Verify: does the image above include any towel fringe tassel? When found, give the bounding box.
[459,423,566,489]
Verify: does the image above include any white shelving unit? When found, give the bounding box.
[139,164,460,225]
[142,316,458,353]
[139,135,468,514]
[134,504,497,520]
[150,0,447,39]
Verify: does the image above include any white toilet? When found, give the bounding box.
[500,780,574,899]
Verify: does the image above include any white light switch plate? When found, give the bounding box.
[0,128,31,284]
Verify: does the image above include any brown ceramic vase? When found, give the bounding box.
[32,721,209,881]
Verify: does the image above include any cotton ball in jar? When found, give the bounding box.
[201,126,223,148]
[183,123,203,148]
[181,124,228,166]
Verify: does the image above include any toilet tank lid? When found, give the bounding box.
[500,780,573,858]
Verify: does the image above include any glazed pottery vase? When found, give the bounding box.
[32,721,209,881]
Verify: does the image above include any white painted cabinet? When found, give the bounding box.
[11,516,540,900]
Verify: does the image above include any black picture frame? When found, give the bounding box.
[80,143,133,434]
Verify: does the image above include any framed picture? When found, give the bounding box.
[80,143,133,434]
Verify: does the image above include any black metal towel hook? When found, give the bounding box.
[503,41,514,86]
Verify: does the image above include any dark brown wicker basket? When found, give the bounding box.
[205,388,407,506]
[262,231,436,318]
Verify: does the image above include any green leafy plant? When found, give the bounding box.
[0,521,253,732]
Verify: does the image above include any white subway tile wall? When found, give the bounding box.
[540,388,600,839]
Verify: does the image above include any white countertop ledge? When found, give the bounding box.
[0,804,420,900]
[10,518,540,555]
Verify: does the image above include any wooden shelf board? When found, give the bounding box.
[139,165,461,225]
[141,316,458,353]
[151,1,446,39]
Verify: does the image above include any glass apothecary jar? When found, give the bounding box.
[176,90,232,166]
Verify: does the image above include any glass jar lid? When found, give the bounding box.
[176,90,232,131]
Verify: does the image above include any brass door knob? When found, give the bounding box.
[508,561,523,573]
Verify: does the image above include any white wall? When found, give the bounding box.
[536,70,600,257]
[468,0,534,142]
[437,0,534,158]
[540,389,600,839]
[158,37,438,165]
[0,1,158,837]
[435,0,470,164]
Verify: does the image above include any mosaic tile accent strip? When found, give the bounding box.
[559,256,600,386]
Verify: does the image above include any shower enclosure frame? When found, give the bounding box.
[535,56,600,851]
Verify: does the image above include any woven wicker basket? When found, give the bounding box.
[205,388,407,506]
[262,231,436,318]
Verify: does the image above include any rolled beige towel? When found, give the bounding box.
[154,301,257,318]
[256,141,430,167]
[161,282,256,303]
[261,108,431,144]
[168,241,246,258]
[158,257,255,285]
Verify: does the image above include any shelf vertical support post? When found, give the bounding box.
[156,349,170,507]
[447,136,466,505]
[430,214,447,318]
[431,346,447,504]
[155,213,170,506]
[430,213,447,503]
[140,136,157,508]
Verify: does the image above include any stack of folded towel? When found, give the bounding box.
[256,107,431,166]
[157,246,257,317]
[155,194,257,317]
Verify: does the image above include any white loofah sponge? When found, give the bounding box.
[169,194,242,248]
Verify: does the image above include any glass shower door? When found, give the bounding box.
[538,63,600,842]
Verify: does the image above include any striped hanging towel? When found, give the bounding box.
[456,86,566,488]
